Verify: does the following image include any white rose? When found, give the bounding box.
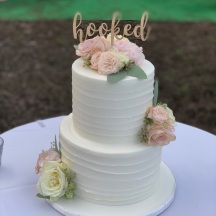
[37,162,68,201]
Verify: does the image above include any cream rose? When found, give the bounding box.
[97,51,124,75]
[116,52,129,65]
[165,105,175,125]
[40,161,67,173]
[148,127,176,146]
[148,105,169,125]
[76,36,111,58]
[36,161,68,201]
[35,148,61,174]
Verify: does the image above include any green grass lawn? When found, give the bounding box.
[0,0,216,21]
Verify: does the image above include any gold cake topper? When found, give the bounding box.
[73,12,150,46]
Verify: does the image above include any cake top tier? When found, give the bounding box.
[72,58,155,145]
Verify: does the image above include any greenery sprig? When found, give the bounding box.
[153,79,159,106]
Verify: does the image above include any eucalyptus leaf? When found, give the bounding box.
[36,193,50,199]
[127,64,147,79]
[74,45,78,50]
[153,79,159,106]
[107,71,127,84]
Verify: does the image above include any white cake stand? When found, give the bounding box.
[48,162,176,216]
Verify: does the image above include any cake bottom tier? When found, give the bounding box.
[48,162,176,216]
[59,114,162,205]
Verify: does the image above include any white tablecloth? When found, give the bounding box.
[0,116,216,216]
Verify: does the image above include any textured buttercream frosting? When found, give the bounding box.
[72,58,155,144]
[60,114,162,205]
[59,58,162,205]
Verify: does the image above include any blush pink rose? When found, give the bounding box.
[114,40,144,66]
[76,36,111,58]
[97,51,123,75]
[148,106,169,124]
[35,148,61,174]
[148,127,176,146]
[90,51,102,70]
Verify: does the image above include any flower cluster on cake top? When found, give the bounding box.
[74,35,147,83]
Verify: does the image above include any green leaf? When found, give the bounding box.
[54,135,58,151]
[36,193,50,199]
[153,79,159,106]
[127,64,147,79]
[74,45,78,49]
[107,71,127,84]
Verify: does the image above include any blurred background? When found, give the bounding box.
[0,0,215,134]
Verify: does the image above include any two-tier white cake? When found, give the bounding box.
[59,58,162,205]
[41,35,177,216]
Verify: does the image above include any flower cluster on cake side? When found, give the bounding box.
[35,137,75,201]
[142,103,176,146]
[74,34,147,83]
[141,81,176,146]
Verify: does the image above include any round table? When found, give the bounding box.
[0,116,216,216]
